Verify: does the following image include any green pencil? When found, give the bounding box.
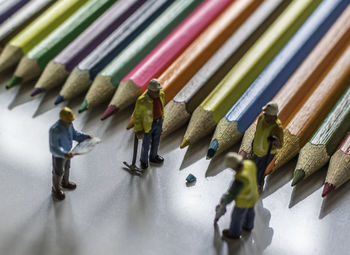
[6,0,117,90]
[292,87,350,186]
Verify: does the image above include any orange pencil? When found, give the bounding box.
[239,6,350,155]
[265,44,350,174]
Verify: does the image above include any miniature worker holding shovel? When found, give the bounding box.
[243,102,284,189]
[214,152,259,240]
[49,107,94,201]
[132,79,165,170]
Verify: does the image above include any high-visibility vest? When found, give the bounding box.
[133,90,165,133]
[253,114,282,157]
[235,160,259,208]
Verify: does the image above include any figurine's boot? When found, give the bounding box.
[52,174,65,201]
[62,169,76,190]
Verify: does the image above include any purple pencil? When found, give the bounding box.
[0,0,30,25]
[31,0,146,96]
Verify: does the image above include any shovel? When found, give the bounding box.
[123,134,143,176]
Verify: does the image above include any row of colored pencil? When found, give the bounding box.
[0,0,349,197]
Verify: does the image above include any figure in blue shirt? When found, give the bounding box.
[49,107,91,201]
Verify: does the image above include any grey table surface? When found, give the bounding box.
[0,73,349,255]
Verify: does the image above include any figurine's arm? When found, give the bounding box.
[271,121,284,148]
[133,99,144,133]
[72,124,90,143]
[49,129,67,158]
[214,180,243,223]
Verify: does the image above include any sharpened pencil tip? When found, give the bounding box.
[180,138,189,149]
[55,94,64,105]
[322,182,335,197]
[292,169,305,186]
[79,99,88,113]
[6,75,22,89]
[30,87,44,97]
[207,139,219,159]
[101,105,118,121]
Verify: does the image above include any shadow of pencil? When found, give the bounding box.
[7,80,36,110]
[260,157,296,199]
[289,166,327,208]
[205,143,240,177]
[319,180,350,219]
[179,134,212,171]
[32,87,61,117]
[160,126,186,155]
[0,71,12,90]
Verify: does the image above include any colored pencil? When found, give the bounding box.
[292,87,350,186]
[180,0,322,149]
[31,0,146,96]
[6,0,118,90]
[0,0,87,72]
[0,0,30,25]
[78,0,203,113]
[0,0,54,53]
[101,0,236,121]
[322,132,350,197]
[239,5,350,156]
[206,0,348,159]
[161,0,290,137]
[55,0,173,105]
[265,44,350,174]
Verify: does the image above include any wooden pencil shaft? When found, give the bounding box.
[159,0,262,102]
[77,0,172,81]
[225,0,348,134]
[0,0,54,49]
[274,5,350,125]
[201,0,322,123]
[54,0,146,73]
[10,0,88,54]
[309,87,350,154]
[26,0,117,70]
[0,0,30,25]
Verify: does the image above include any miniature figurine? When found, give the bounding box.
[243,102,283,189]
[49,107,92,201]
[214,152,259,240]
[132,79,165,169]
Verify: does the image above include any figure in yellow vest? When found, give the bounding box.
[244,102,284,188]
[133,79,165,169]
[214,152,259,240]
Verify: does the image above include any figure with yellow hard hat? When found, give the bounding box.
[49,107,92,200]
[132,79,165,170]
[243,102,284,189]
[214,152,259,240]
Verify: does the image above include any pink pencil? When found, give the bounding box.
[101,0,234,120]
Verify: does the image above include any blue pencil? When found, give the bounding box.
[206,0,348,159]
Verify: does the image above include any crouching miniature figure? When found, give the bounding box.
[214,152,259,240]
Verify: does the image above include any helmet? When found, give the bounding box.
[262,101,278,116]
[59,107,75,123]
[147,79,161,92]
[225,152,243,170]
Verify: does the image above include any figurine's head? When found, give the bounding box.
[225,152,243,172]
[59,107,75,125]
[147,79,161,99]
[262,101,278,123]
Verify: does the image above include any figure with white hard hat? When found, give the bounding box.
[246,102,284,189]
[214,152,259,240]
[132,79,165,170]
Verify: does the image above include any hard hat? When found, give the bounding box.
[147,79,161,92]
[59,107,75,123]
[262,101,278,116]
[225,152,243,169]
